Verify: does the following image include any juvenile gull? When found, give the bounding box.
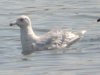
[10,15,86,55]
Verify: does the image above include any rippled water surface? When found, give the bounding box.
[0,0,100,75]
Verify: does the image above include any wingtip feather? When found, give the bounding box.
[81,30,87,34]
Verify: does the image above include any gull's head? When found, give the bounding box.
[10,15,31,28]
[97,18,100,22]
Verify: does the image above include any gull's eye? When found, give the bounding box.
[19,18,24,22]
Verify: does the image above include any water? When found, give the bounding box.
[0,0,100,75]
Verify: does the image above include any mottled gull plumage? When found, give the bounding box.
[10,15,86,55]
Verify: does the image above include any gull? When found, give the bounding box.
[10,15,86,55]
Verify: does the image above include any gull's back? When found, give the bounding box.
[34,29,84,50]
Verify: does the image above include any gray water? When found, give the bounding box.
[0,0,100,75]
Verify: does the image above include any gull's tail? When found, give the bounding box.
[81,30,87,34]
[77,30,87,36]
[67,30,87,47]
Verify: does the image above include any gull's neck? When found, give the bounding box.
[20,24,39,55]
[20,25,39,41]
